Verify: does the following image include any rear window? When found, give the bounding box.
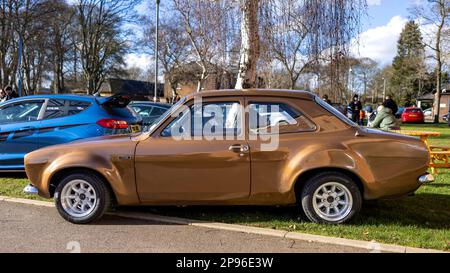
[405,109,422,113]
[102,104,138,119]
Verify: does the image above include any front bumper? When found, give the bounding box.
[23,184,39,195]
[418,173,434,184]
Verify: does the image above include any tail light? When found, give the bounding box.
[97,119,129,129]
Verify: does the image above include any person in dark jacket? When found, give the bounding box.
[349,94,362,124]
[383,95,398,117]
[4,86,18,101]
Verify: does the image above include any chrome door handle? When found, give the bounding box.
[229,144,250,156]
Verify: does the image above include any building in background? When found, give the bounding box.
[99,78,164,101]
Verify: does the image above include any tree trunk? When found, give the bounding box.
[433,10,445,124]
[434,60,442,124]
[197,66,207,92]
[235,0,260,90]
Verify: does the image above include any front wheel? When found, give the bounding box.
[55,171,111,224]
[301,172,362,224]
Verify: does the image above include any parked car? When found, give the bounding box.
[129,102,171,128]
[24,89,433,225]
[395,107,405,119]
[443,113,449,122]
[401,107,425,123]
[0,94,142,171]
[423,108,433,117]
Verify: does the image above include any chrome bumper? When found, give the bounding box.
[419,174,434,185]
[23,184,39,195]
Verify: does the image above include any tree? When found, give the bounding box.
[173,0,227,92]
[390,21,427,106]
[235,0,260,89]
[412,0,450,123]
[46,0,76,94]
[74,0,140,94]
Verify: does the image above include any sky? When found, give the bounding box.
[126,0,415,70]
[351,0,414,65]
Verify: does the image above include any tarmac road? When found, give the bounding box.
[0,201,369,253]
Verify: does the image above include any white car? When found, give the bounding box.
[423,108,433,117]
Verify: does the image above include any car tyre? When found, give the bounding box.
[55,171,111,224]
[301,172,362,225]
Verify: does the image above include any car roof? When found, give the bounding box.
[185,89,315,100]
[3,94,96,103]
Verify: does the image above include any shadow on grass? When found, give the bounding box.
[0,172,27,179]
[127,193,450,231]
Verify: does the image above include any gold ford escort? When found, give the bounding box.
[24,89,434,224]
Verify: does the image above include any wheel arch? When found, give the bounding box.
[293,167,365,203]
[48,167,117,204]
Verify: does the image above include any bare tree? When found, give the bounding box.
[173,0,227,92]
[262,0,325,90]
[412,0,450,123]
[74,0,139,94]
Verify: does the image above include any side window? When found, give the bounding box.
[68,100,91,116]
[44,99,91,120]
[249,102,316,134]
[0,100,44,124]
[161,102,243,137]
[44,99,66,119]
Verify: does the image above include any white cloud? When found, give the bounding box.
[367,0,382,6]
[125,53,152,70]
[351,15,408,65]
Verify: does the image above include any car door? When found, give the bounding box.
[246,98,318,202]
[135,97,251,203]
[0,99,45,169]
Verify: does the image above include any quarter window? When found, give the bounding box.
[249,102,316,134]
[44,99,91,119]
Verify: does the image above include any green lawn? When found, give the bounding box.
[1,123,449,251]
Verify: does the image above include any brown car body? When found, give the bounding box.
[25,89,430,208]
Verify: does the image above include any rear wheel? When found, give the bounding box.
[55,171,111,224]
[301,172,362,224]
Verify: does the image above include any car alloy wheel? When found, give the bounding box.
[55,171,111,224]
[61,179,98,218]
[301,172,362,225]
[312,182,353,222]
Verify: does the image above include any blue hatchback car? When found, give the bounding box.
[0,94,142,171]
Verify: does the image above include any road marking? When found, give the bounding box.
[0,196,446,253]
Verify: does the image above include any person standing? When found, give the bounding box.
[4,86,18,101]
[383,95,398,117]
[349,94,362,124]
[0,89,6,103]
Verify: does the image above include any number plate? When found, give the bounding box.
[130,125,141,133]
